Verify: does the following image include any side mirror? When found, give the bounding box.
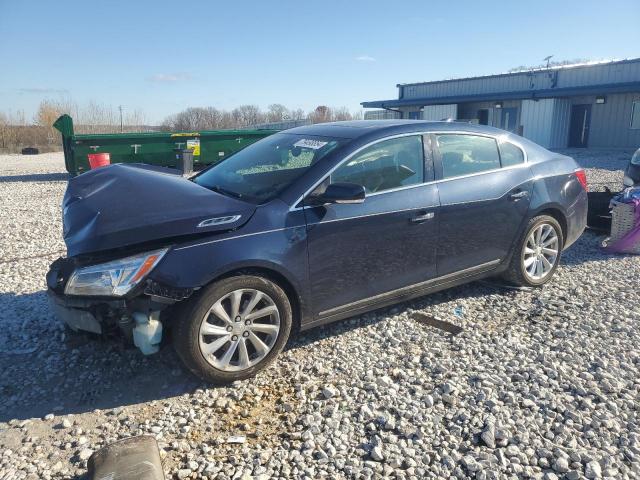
[310,182,365,205]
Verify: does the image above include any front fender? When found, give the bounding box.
[148,225,311,317]
[151,226,307,287]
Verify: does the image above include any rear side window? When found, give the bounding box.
[331,135,424,193]
[436,134,500,179]
[499,141,525,167]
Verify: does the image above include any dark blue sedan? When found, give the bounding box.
[48,120,588,382]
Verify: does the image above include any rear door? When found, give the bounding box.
[433,133,532,276]
[303,134,440,317]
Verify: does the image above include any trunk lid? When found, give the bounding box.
[63,164,254,257]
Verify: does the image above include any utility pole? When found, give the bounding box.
[118,105,124,133]
[544,55,553,69]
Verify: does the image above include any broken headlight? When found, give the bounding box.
[64,248,168,297]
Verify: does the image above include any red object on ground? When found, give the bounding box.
[88,153,111,169]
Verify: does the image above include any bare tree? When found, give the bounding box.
[159,104,362,131]
[332,106,353,121]
[508,58,591,72]
[0,112,12,150]
[267,104,289,122]
[289,108,306,120]
[233,105,264,127]
[309,105,332,124]
[161,107,213,131]
[35,100,63,127]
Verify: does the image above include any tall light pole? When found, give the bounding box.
[118,105,124,133]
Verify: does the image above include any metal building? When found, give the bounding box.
[362,58,640,148]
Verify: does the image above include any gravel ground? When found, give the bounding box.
[0,150,639,480]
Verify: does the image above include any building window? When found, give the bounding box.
[436,134,501,179]
[332,135,424,193]
[632,101,640,129]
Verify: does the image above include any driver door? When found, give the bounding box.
[303,134,440,319]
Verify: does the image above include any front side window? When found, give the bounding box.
[194,133,346,203]
[436,134,500,179]
[331,135,424,193]
[499,141,525,167]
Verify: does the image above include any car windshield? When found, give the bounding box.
[194,133,346,203]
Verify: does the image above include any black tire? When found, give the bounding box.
[502,215,564,287]
[172,275,292,384]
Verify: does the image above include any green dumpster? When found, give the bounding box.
[53,115,278,175]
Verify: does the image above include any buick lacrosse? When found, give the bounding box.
[48,120,587,382]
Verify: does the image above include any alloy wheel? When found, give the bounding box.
[198,288,280,372]
[523,223,559,281]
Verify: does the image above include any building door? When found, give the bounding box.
[568,104,591,148]
[478,109,489,125]
[500,108,518,132]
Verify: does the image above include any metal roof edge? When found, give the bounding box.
[393,57,640,89]
[362,81,640,108]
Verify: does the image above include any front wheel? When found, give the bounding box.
[502,215,564,287]
[173,275,292,383]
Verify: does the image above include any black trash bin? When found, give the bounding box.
[174,148,194,175]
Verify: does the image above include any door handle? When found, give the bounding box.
[410,212,435,223]
[509,190,529,200]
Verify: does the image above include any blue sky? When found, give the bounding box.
[1,0,638,124]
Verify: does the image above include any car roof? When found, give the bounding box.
[283,120,508,139]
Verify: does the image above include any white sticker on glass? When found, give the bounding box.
[293,139,328,150]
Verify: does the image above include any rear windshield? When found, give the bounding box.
[194,133,346,203]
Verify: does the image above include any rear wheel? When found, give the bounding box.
[503,215,564,287]
[173,275,292,383]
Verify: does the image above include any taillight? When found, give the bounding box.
[574,169,588,191]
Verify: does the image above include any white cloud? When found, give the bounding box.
[149,73,192,82]
[355,55,376,62]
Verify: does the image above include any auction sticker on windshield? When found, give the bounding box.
[293,139,328,150]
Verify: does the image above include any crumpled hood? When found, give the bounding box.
[63,164,254,257]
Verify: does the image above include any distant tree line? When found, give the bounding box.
[0,100,362,153]
[0,99,150,153]
[160,104,361,131]
[508,58,591,72]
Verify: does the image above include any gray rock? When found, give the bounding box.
[370,446,384,461]
[322,385,339,399]
[585,461,602,479]
[77,449,94,461]
[554,457,569,473]
[462,455,481,472]
[377,376,394,388]
[481,423,496,448]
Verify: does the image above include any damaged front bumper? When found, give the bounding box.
[47,256,194,355]
[47,289,120,335]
